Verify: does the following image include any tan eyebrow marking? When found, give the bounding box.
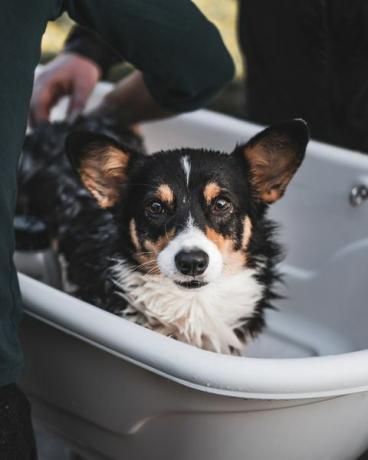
[203,182,221,204]
[156,184,174,204]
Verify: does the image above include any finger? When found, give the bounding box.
[29,88,53,128]
[66,95,85,123]
[66,83,94,123]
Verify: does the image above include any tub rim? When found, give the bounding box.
[142,108,368,168]
[19,273,368,401]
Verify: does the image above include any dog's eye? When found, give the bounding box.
[146,200,165,216]
[211,197,232,214]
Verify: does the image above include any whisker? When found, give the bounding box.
[131,260,156,272]
[131,255,162,274]
[142,266,161,277]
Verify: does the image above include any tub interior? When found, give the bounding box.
[17,83,368,361]
[139,114,368,354]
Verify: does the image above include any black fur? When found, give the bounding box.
[17,115,308,350]
[18,116,142,314]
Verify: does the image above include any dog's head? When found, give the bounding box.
[66,119,308,288]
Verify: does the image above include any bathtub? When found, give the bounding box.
[17,83,368,460]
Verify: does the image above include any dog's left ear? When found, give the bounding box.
[65,131,134,209]
[237,119,309,203]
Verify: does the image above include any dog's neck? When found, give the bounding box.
[112,261,263,354]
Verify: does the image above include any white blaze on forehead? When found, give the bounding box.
[186,212,194,228]
[181,155,191,186]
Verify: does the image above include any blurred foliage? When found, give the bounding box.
[41,13,71,61]
[194,0,243,78]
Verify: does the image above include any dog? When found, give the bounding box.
[17,114,309,354]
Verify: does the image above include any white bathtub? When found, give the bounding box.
[18,83,368,460]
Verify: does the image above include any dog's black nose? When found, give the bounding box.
[175,250,209,276]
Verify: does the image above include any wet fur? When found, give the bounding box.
[17,116,306,354]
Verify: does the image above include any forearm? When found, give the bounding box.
[97,71,172,123]
[63,0,234,113]
[64,26,171,122]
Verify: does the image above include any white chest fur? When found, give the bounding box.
[112,261,263,354]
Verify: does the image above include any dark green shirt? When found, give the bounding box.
[65,0,234,111]
[0,0,234,386]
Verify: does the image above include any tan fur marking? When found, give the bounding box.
[205,227,247,274]
[205,227,227,251]
[133,229,176,274]
[143,229,176,254]
[129,219,140,250]
[104,148,129,177]
[244,143,299,203]
[242,216,252,249]
[80,146,129,208]
[156,184,174,204]
[133,247,159,274]
[203,182,221,204]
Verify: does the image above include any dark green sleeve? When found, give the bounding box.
[64,26,123,79]
[63,0,234,112]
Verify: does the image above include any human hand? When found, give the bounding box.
[30,52,101,126]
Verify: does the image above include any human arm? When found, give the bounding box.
[31,0,234,125]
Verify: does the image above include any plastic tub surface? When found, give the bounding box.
[18,81,368,460]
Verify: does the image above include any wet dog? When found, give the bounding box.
[18,115,308,354]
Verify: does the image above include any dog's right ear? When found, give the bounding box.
[65,131,133,209]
